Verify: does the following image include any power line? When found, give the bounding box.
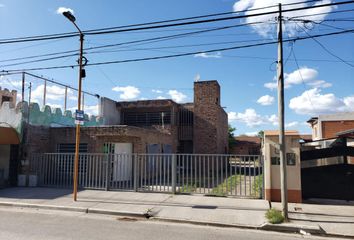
[0,71,100,98]
[287,8,354,20]
[295,22,354,68]
[1,0,353,45]
[2,28,354,73]
[0,21,270,66]
[0,0,324,43]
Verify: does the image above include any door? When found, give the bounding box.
[112,143,132,181]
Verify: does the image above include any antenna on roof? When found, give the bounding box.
[194,73,200,82]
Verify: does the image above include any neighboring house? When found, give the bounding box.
[229,136,261,155]
[307,112,354,140]
[0,80,228,186]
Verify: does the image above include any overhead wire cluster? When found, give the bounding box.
[0,0,353,74]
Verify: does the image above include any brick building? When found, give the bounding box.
[25,80,228,155]
[229,136,261,155]
[307,112,354,140]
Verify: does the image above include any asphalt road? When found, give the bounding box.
[0,207,339,240]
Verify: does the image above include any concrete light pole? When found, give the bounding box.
[62,10,84,201]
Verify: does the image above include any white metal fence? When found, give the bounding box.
[30,153,263,198]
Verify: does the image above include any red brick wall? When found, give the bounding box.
[322,120,354,139]
[193,81,228,154]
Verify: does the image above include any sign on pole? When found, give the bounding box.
[75,110,84,125]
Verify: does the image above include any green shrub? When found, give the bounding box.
[265,208,284,224]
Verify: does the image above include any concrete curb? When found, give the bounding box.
[260,222,325,235]
[0,202,145,218]
[0,201,88,213]
[87,208,145,218]
[150,217,262,230]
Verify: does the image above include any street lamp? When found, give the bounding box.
[63,10,84,201]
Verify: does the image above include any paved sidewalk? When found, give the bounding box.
[0,187,353,237]
[273,201,354,237]
[0,187,268,228]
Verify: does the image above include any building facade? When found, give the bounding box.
[0,80,228,187]
[307,112,354,140]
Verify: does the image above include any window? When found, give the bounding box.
[286,153,296,166]
[57,143,88,153]
[271,154,296,166]
[271,157,280,165]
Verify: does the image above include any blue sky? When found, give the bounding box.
[0,0,353,135]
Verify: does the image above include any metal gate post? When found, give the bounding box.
[172,154,177,194]
[105,154,111,191]
[133,154,138,192]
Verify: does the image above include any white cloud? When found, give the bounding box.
[152,89,163,94]
[0,76,22,89]
[228,108,278,127]
[264,82,277,90]
[264,67,331,90]
[46,103,63,109]
[289,88,352,115]
[83,104,99,116]
[156,96,166,100]
[343,96,354,111]
[112,86,140,100]
[69,104,98,116]
[268,114,278,126]
[30,84,74,103]
[168,90,187,103]
[307,80,332,88]
[194,52,222,59]
[285,121,299,128]
[56,7,74,15]
[257,95,274,106]
[233,0,336,37]
[245,131,258,136]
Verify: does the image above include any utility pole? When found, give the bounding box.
[277,3,288,221]
[21,72,25,102]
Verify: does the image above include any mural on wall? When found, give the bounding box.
[0,101,104,142]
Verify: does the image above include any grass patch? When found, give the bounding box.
[179,184,196,193]
[265,208,284,224]
[211,174,242,196]
[252,174,263,198]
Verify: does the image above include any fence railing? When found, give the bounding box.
[30,153,263,198]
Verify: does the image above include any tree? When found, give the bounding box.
[257,130,264,139]
[228,124,236,146]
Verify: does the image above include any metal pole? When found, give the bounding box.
[64,87,68,111]
[82,93,85,111]
[172,154,177,194]
[277,3,288,221]
[21,72,25,102]
[28,82,32,124]
[73,32,84,201]
[43,79,47,106]
[134,154,138,192]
